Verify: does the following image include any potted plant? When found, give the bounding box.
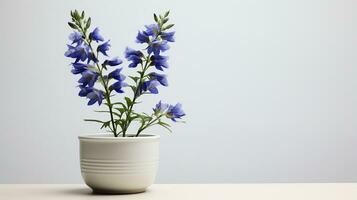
[64,10,185,194]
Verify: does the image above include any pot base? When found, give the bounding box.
[92,188,147,194]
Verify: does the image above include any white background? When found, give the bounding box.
[0,0,356,183]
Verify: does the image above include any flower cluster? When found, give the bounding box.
[65,10,185,137]
[153,101,185,122]
[65,11,126,106]
[126,12,175,96]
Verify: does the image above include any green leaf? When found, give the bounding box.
[129,76,140,83]
[84,119,105,124]
[68,22,78,29]
[164,10,170,17]
[100,121,111,129]
[85,17,91,30]
[81,11,85,19]
[158,121,172,132]
[125,97,133,107]
[73,10,80,21]
[115,107,126,114]
[163,24,174,30]
[130,86,136,94]
[162,18,169,24]
[154,14,158,22]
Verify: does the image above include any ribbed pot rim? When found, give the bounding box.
[79,133,160,142]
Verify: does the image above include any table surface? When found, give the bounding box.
[1,184,357,200]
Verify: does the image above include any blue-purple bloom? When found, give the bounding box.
[108,68,125,81]
[140,80,160,94]
[166,103,185,121]
[153,101,169,114]
[147,39,169,55]
[71,63,88,74]
[97,40,110,56]
[65,43,91,63]
[136,24,160,44]
[136,31,150,43]
[124,47,143,68]
[110,80,128,93]
[149,72,168,86]
[161,31,175,42]
[69,31,83,44]
[151,54,169,71]
[89,27,104,42]
[78,86,104,106]
[104,57,122,66]
[78,70,98,87]
[87,89,104,105]
[144,24,160,36]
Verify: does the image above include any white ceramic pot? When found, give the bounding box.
[78,134,160,194]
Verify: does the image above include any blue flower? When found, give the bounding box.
[87,88,104,105]
[69,31,83,44]
[136,31,150,43]
[104,57,122,66]
[71,63,88,74]
[144,24,160,36]
[89,27,104,42]
[65,43,91,63]
[140,80,160,94]
[153,101,169,114]
[149,72,168,86]
[109,80,128,93]
[136,24,160,44]
[78,70,98,87]
[151,54,169,71]
[147,39,170,55]
[108,68,126,81]
[161,31,175,42]
[78,86,93,97]
[166,103,185,122]
[78,86,104,106]
[124,47,143,68]
[97,40,110,56]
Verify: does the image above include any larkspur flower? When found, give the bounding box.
[136,24,160,44]
[89,27,104,42]
[97,40,110,56]
[161,31,175,42]
[166,103,185,122]
[78,86,93,97]
[103,57,122,66]
[65,43,91,63]
[78,86,104,106]
[153,101,169,114]
[136,31,150,43]
[140,80,160,94]
[108,68,125,81]
[147,39,170,55]
[71,63,88,74]
[148,72,168,86]
[124,47,143,68]
[144,24,160,36]
[109,80,128,93]
[151,54,169,71]
[78,70,98,87]
[87,88,104,105]
[69,31,83,44]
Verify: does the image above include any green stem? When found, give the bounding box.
[79,25,118,137]
[122,55,151,136]
[136,114,163,137]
